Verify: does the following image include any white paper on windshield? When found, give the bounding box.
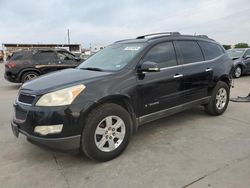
[124,47,141,51]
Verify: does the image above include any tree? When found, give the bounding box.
[223,45,231,50]
[234,43,249,48]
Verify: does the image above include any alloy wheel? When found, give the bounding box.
[234,67,242,78]
[24,73,37,81]
[94,116,126,152]
[216,88,227,110]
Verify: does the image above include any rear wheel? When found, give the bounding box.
[21,71,39,83]
[205,81,230,115]
[81,103,132,161]
[233,66,242,78]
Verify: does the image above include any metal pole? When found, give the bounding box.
[67,29,70,44]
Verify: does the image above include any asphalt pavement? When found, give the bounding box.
[0,63,250,188]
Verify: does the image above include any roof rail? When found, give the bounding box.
[196,35,209,39]
[136,32,181,39]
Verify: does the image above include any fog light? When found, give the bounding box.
[34,124,63,135]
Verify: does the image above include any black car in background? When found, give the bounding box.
[11,32,233,161]
[5,48,83,83]
[227,48,250,78]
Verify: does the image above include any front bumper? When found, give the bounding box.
[11,121,81,151]
[11,99,87,152]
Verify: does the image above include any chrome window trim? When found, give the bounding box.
[159,53,224,71]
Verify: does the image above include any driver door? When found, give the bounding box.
[136,41,184,118]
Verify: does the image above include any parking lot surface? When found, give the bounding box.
[0,63,250,188]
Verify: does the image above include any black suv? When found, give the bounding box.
[11,32,233,161]
[227,48,250,78]
[5,48,82,83]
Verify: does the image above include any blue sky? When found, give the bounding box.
[0,0,250,48]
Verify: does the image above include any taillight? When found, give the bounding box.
[5,61,17,68]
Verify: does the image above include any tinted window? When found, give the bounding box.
[57,51,75,60]
[244,50,250,57]
[33,51,56,61]
[143,42,177,68]
[174,41,204,64]
[10,51,32,61]
[198,41,224,60]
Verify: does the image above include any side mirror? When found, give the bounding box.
[139,61,160,72]
[74,57,81,61]
[244,55,250,59]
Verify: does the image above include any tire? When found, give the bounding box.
[205,81,230,116]
[21,71,39,83]
[81,103,132,161]
[233,66,242,78]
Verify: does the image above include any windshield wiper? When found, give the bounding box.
[80,67,103,72]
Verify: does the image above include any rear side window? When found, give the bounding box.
[10,51,32,61]
[198,41,224,60]
[143,42,177,68]
[174,41,204,64]
[33,51,56,61]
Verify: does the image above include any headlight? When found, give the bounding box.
[36,84,85,106]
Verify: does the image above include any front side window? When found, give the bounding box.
[198,41,224,60]
[142,42,177,68]
[57,51,75,60]
[174,41,204,64]
[78,43,146,71]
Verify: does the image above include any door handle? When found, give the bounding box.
[173,74,183,78]
[205,68,213,72]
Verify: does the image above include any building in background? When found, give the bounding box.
[2,43,81,61]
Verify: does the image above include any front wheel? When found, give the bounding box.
[233,66,242,78]
[205,81,230,116]
[81,103,132,161]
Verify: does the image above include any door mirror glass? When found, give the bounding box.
[139,61,160,72]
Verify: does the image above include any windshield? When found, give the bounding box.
[78,43,146,71]
[227,49,245,59]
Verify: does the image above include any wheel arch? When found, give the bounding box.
[81,94,138,134]
[218,75,231,87]
[18,68,41,82]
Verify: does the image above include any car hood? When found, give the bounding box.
[21,68,113,95]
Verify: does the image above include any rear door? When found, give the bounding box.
[33,51,58,73]
[173,40,212,103]
[137,41,184,117]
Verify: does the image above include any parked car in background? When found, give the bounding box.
[0,50,3,61]
[227,48,250,78]
[4,48,83,83]
[11,32,233,161]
